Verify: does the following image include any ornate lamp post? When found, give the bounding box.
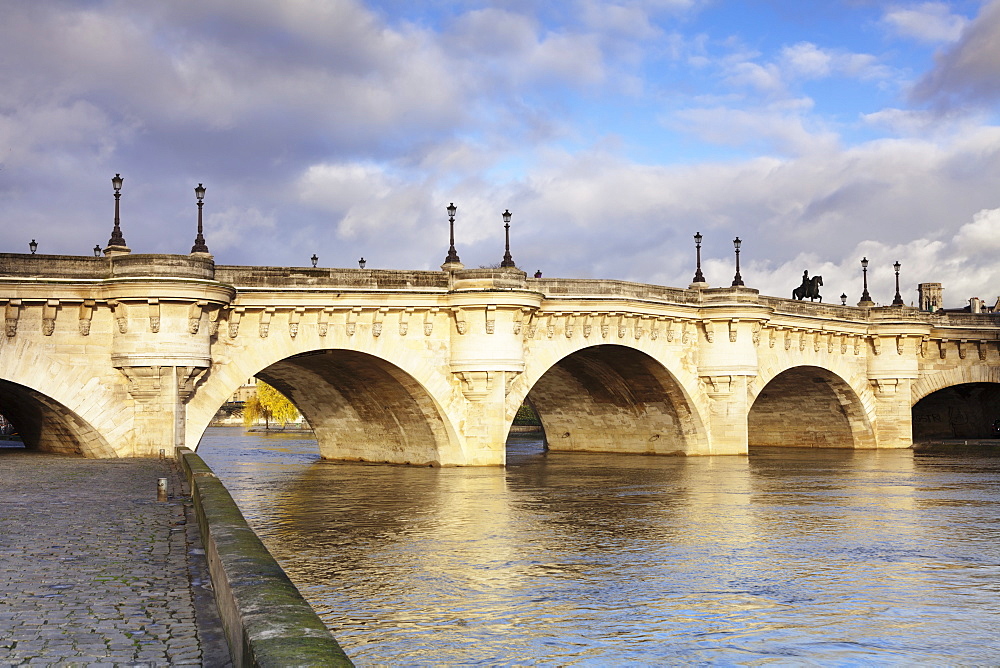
[731,237,744,286]
[28,239,37,254]
[93,244,101,257]
[191,183,209,254]
[500,209,515,268]
[840,293,847,306]
[105,173,130,255]
[444,202,460,264]
[892,260,904,305]
[859,257,873,306]
[310,254,318,268]
[692,232,706,284]
[359,257,366,269]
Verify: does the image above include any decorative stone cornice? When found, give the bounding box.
[4,299,21,337]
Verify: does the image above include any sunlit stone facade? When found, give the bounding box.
[1,253,998,464]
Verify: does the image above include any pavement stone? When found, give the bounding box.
[0,448,232,667]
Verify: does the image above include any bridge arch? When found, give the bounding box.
[0,378,115,457]
[748,365,876,449]
[189,339,460,466]
[911,365,1000,406]
[0,338,120,457]
[512,343,707,455]
[911,367,1000,441]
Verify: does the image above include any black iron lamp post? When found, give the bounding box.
[359,257,366,269]
[500,209,515,268]
[841,293,847,306]
[859,257,873,305]
[444,202,460,264]
[29,239,37,254]
[106,173,127,251]
[731,237,744,287]
[311,254,318,268]
[93,244,101,257]
[892,260,904,305]
[692,232,706,284]
[191,183,209,254]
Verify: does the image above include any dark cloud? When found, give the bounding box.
[911,0,1000,109]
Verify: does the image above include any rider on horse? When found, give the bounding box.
[793,270,823,301]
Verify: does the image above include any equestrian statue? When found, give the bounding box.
[792,270,823,302]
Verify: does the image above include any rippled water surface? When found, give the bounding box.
[197,427,1000,665]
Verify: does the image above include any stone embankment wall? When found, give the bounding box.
[177,447,353,667]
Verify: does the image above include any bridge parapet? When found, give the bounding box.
[215,265,448,291]
[0,253,109,280]
[451,267,529,292]
[760,295,868,320]
[0,252,216,281]
[530,277,702,304]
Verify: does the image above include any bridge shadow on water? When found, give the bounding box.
[0,437,25,451]
[505,432,547,466]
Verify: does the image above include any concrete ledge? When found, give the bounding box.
[177,448,353,667]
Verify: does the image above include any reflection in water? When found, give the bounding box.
[197,428,1000,665]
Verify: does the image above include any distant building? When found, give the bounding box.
[918,283,943,312]
[921,281,1000,314]
[227,379,256,404]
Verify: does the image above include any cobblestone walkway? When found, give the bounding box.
[0,448,230,667]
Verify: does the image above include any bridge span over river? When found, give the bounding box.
[1,252,998,465]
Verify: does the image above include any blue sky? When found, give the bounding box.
[2,0,999,306]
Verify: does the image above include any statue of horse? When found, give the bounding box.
[792,275,823,301]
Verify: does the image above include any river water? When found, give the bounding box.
[197,427,1000,665]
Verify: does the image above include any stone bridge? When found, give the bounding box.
[1,252,998,465]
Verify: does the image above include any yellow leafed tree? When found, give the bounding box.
[243,380,299,430]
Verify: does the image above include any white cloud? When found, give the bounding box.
[671,99,838,156]
[494,123,1000,308]
[578,1,662,41]
[0,1,467,148]
[724,61,784,92]
[206,206,276,253]
[953,207,1000,257]
[449,8,607,89]
[718,41,891,100]
[882,2,969,43]
[781,42,833,79]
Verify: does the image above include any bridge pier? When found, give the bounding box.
[452,370,513,466]
[117,365,208,456]
[870,377,915,449]
[701,374,753,455]
[865,321,926,449]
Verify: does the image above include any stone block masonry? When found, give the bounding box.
[177,447,353,667]
[3,253,1000,465]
